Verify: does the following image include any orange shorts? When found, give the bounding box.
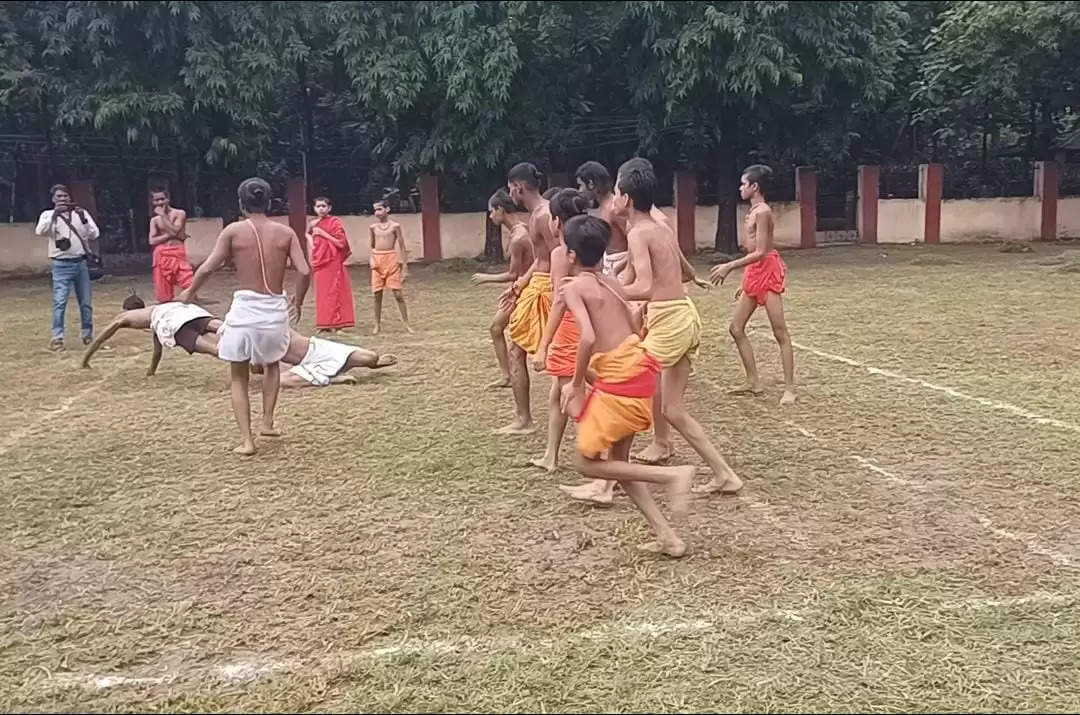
[371,250,403,293]
[742,250,786,305]
[545,310,580,377]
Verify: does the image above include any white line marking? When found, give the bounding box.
[852,456,925,490]
[785,420,822,442]
[975,516,1078,568]
[793,341,1080,434]
[0,381,106,457]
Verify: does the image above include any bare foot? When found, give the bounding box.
[494,420,536,436]
[486,376,512,389]
[372,325,381,336]
[668,466,696,516]
[260,425,282,438]
[779,389,796,406]
[632,442,672,465]
[528,457,557,473]
[374,354,398,369]
[692,471,744,495]
[404,324,415,334]
[233,442,256,456]
[558,483,614,507]
[338,374,358,385]
[637,538,687,558]
[728,383,765,396]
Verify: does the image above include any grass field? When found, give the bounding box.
[4,242,1080,712]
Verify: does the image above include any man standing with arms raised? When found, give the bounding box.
[178,178,310,456]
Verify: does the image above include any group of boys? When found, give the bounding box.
[88,180,410,456]
[476,158,795,557]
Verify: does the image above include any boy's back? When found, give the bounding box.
[628,219,684,302]
[228,216,298,295]
[570,272,635,353]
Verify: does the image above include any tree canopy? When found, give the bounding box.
[1,1,1077,250]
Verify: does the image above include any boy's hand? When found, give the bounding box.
[532,346,548,373]
[498,285,517,312]
[692,276,711,291]
[710,263,732,285]
[560,382,586,417]
[176,288,193,304]
[734,288,743,301]
[470,273,489,286]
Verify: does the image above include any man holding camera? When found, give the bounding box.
[35,183,100,350]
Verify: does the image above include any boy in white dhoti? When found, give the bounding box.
[178,177,310,455]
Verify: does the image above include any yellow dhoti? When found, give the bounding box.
[508,272,552,355]
[641,297,702,368]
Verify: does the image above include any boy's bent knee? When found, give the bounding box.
[729,322,746,340]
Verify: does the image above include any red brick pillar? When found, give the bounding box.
[1035,161,1060,240]
[419,173,441,261]
[919,163,943,244]
[674,169,696,256]
[287,177,308,262]
[857,165,879,245]
[68,180,97,215]
[796,166,816,249]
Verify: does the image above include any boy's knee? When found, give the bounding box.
[393,290,404,301]
[729,322,745,340]
[661,401,687,425]
[771,323,790,343]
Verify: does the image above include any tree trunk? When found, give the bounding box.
[484,215,504,261]
[713,138,739,255]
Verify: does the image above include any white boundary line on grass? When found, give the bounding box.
[0,380,107,457]
[792,341,1080,435]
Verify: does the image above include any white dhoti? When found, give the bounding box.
[217,290,291,364]
[149,302,213,348]
[287,336,356,387]
[603,250,628,278]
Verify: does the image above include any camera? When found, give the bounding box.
[55,237,71,251]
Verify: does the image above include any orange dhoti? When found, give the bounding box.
[152,243,193,302]
[741,250,787,305]
[371,250,403,293]
[575,335,661,459]
[545,310,580,377]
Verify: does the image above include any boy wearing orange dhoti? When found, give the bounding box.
[370,200,412,335]
[558,215,695,558]
[308,196,355,333]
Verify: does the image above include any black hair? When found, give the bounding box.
[314,196,331,205]
[548,188,590,225]
[122,293,146,310]
[542,186,562,201]
[574,161,612,195]
[150,188,170,198]
[563,215,610,268]
[50,183,70,198]
[373,200,388,209]
[488,188,518,213]
[237,177,271,213]
[615,158,657,212]
[742,164,773,197]
[507,162,542,189]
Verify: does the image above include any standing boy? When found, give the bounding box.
[149,189,194,302]
[309,196,355,333]
[178,177,310,456]
[471,188,533,388]
[369,200,412,334]
[711,164,796,406]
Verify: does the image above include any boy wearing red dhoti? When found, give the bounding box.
[149,189,194,302]
[710,164,796,406]
[558,215,695,558]
[308,196,355,333]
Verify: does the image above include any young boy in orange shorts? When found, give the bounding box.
[710,164,795,405]
[369,200,412,334]
[559,214,695,558]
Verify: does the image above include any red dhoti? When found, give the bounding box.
[152,243,194,302]
[741,250,787,305]
[311,216,356,330]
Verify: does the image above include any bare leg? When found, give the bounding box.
[530,376,568,472]
[230,361,256,455]
[764,292,796,405]
[372,290,383,335]
[393,290,413,332]
[632,381,672,464]
[654,357,742,494]
[260,361,281,437]
[494,342,534,434]
[560,438,620,506]
[729,293,764,395]
[488,306,513,388]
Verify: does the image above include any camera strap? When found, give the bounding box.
[56,210,95,259]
